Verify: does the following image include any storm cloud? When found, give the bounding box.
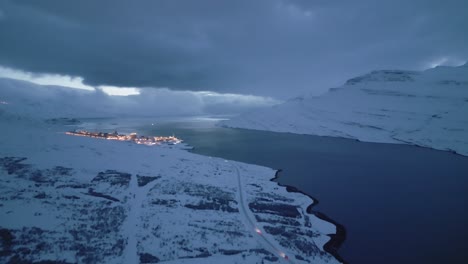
[0,0,467,98]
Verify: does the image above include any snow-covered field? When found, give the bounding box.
[222,64,468,156]
[0,84,341,263]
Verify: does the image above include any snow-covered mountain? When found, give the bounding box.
[222,64,468,156]
[0,77,164,120]
[0,81,342,263]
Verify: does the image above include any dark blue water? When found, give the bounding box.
[82,117,468,264]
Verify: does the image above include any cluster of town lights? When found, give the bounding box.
[65,130,182,146]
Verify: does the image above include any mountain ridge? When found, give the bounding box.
[222,64,468,156]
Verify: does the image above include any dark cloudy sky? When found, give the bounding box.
[0,0,467,98]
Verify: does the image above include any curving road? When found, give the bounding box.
[232,163,293,263]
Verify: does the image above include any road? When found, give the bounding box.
[232,163,293,263]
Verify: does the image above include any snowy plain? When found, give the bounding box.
[222,64,468,156]
[0,80,341,263]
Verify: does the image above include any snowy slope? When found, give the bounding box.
[0,95,341,262]
[0,78,196,120]
[0,78,102,119]
[222,64,468,156]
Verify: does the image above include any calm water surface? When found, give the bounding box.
[80,117,468,264]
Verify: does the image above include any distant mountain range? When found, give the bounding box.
[222,64,468,156]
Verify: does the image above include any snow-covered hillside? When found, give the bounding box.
[222,64,468,156]
[0,85,341,262]
[0,78,186,120]
[0,78,104,119]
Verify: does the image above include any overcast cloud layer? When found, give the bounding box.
[0,0,467,98]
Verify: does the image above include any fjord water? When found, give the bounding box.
[80,117,468,264]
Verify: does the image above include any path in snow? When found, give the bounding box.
[121,173,160,263]
[232,163,293,263]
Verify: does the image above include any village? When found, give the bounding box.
[65,130,182,146]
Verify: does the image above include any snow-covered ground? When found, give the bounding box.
[222,64,468,156]
[0,84,341,263]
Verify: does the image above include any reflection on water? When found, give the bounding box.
[79,116,468,264]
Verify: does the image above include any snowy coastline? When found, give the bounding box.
[271,170,346,263]
[0,104,343,263]
[221,64,468,156]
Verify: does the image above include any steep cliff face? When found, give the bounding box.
[222,64,468,156]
